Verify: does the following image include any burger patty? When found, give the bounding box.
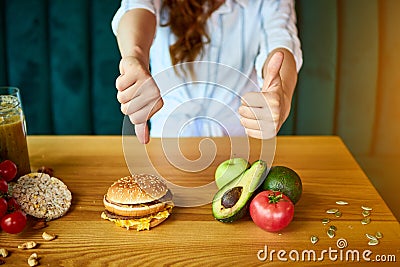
[103,209,168,220]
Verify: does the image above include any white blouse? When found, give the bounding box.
[112,0,302,137]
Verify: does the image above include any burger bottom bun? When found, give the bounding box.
[103,195,171,217]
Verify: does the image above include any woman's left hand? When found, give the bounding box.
[238,51,290,139]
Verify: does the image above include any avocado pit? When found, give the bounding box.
[221,186,243,208]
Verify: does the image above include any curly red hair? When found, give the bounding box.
[161,0,224,66]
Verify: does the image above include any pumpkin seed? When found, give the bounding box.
[375,232,383,239]
[336,201,348,205]
[361,206,372,211]
[368,239,379,246]
[326,208,339,214]
[335,211,342,218]
[366,233,377,240]
[362,210,370,217]
[311,236,319,244]
[321,218,330,225]
[327,229,335,238]
[329,225,337,231]
[361,217,371,225]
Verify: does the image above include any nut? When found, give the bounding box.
[37,166,54,176]
[0,248,8,258]
[18,241,37,249]
[28,253,38,259]
[42,231,56,241]
[28,253,39,266]
[32,219,48,230]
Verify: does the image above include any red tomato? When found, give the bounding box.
[1,210,27,234]
[7,197,20,212]
[0,160,18,182]
[0,198,7,219]
[249,190,294,232]
[0,179,8,194]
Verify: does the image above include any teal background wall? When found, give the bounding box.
[1,0,400,219]
[0,0,122,134]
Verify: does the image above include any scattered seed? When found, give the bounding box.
[42,231,56,241]
[310,236,319,244]
[329,225,337,231]
[366,233,377,240]
[28,257,38,267]
[0,248,8,258]
[326,208,339,214]
[28,253,38,260]
[362,210,370,217]
[327,229,335,238]
[375,232,383,239]
[335,211,342,218]
[18,241,37,250]
[368,239,379,246]
[321,218,330,225]
[361,217,371,225]
[27,252,39,266]
[362,206,372,211]
[336,201,348,205]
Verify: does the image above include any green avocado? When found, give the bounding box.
[212,160,268,223]
[261,166,302,204]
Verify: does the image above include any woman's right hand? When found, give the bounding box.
[115,56,163,144]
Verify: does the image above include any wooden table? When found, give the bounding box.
[1,136,399,266]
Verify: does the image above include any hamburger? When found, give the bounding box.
[101,174,174,231]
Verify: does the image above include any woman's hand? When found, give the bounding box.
[116,56,163,144]
[239,51,291,139]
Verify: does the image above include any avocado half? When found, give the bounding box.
[212,160,268,223]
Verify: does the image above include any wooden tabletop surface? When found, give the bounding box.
[0,135,399,266]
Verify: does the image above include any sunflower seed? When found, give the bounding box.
[329,225,337,231]
[361,217,371,225]
[375,232,383,239]
[321,218,330,225]
[366,233,377,240]
[362,210,370,217]
[326,208,339,214]
[361,206,372,211]
[335,211,342,218]
[336,201,348,205]
[327,229,335,238]
[368,239,379,246]
[311,236,319,244]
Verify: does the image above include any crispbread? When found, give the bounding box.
[12,172,72,221]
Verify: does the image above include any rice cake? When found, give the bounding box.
[12,173,72,221]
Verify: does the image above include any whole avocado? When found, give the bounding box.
[261,166,302,204]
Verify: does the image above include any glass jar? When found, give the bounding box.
[0,87,31,177]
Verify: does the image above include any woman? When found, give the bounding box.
[112,0,302,144]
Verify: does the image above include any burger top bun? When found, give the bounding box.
[106,174,168,204]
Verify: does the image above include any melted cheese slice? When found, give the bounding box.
[101,208,171,231]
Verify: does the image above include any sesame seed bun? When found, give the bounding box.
[106,174,168,204]
[102,174,174,230]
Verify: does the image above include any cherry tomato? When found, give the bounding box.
[0,198,7,219]
[0,160,18,182]
[7,197,20,212]
[249,190,294,232]
[0,179,8,194]
[1,210,27,234]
